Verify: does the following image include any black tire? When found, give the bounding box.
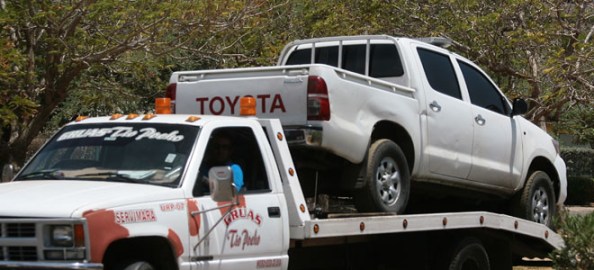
[355,139,410,213]
[117,261,155,270]
[513,171,556,228]
[448,238,490,270]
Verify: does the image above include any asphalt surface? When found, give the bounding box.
[566,204,594,216]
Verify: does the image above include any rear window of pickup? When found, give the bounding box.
[286,44,404,78]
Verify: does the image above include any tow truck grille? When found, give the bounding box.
[6,223,35,237]
[1,247,37,261]
[0,222,39,261]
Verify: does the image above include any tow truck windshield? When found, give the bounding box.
[17,123,199,187]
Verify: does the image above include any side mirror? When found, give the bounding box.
[511,98,528,116]
[1,164,15,183]
[208,166,236,202]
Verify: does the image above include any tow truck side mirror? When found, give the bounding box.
[511,98,528,116]
[1,164,15,183]
[208,166,236,202]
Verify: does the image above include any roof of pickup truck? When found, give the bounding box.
[67,114,258,127]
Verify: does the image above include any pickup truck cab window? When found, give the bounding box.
[458,60,511,115]
[17,123,198,187]
[285,43,404,78]
[417,48,462,100]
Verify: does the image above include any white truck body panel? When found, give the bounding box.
[0,181,182,217]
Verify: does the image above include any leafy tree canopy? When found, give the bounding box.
[1,0,592,167]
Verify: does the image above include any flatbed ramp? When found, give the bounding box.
[293,211,562,249]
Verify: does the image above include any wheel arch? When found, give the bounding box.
[370,120,415,173]
[527,156,561,203]
[103,236,178,270]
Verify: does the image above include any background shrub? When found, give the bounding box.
[560,147,594,177]
[565,177,594,205]
[551,211,594,270]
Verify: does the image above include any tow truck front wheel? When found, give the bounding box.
[513,171,556,228]
[356,139,410,213]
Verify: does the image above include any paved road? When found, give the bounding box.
[566,204,594,216]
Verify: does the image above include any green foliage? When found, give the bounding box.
[558,105,594,147]
[551,211,594,270]
[561,147,594,177]
[1,0,593,167]
[565,177,594,205]
[0,0,277,165]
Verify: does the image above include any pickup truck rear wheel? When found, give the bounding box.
[514,171,556,228]
[356,139,410,213]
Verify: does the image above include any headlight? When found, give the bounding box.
[50,225,74,247]
[44,224,86,260]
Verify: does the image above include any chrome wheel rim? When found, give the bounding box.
[375,157,401,207]
[531,186,550,225]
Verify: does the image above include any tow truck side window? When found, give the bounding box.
[194,127,270,197]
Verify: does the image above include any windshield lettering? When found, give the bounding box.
[56,126,184,142]
[137,128,184,142]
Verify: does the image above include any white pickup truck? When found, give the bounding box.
[0,112,563,269]
[168,35,567,227]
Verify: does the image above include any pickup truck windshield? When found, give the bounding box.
[17,123,199,187]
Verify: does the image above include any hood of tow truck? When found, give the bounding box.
[0,180,183,218]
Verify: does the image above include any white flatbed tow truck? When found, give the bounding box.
[0,98,562,269]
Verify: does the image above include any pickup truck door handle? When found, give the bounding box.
[268,207,281,218]
[429,101,442,112]
[475,115,486,126]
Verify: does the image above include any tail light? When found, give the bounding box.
[165,83,177,113]
[307,76,330,121]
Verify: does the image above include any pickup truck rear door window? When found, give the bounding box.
[342,44,366,74]
[285,46,339,67]
[458,61,510,115]
[417,48,462,100]
[286,43,404,79]
[285,48,311,65]
[370,44,404,78]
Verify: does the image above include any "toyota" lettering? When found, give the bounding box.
[195,94,286,115]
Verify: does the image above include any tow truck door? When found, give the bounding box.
[189,125,286,270]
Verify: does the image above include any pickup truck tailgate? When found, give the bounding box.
[172,67,309,126]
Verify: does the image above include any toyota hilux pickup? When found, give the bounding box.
[168,35,567,228]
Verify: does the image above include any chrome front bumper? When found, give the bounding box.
[0,261,102,269]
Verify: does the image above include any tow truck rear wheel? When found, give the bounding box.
[355,139,410,213]
[513,171,556,228]
[116,261,155,270]
[447,238,490,270]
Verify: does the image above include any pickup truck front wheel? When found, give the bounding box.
[514,171,556,228]
[356,139,410,213]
